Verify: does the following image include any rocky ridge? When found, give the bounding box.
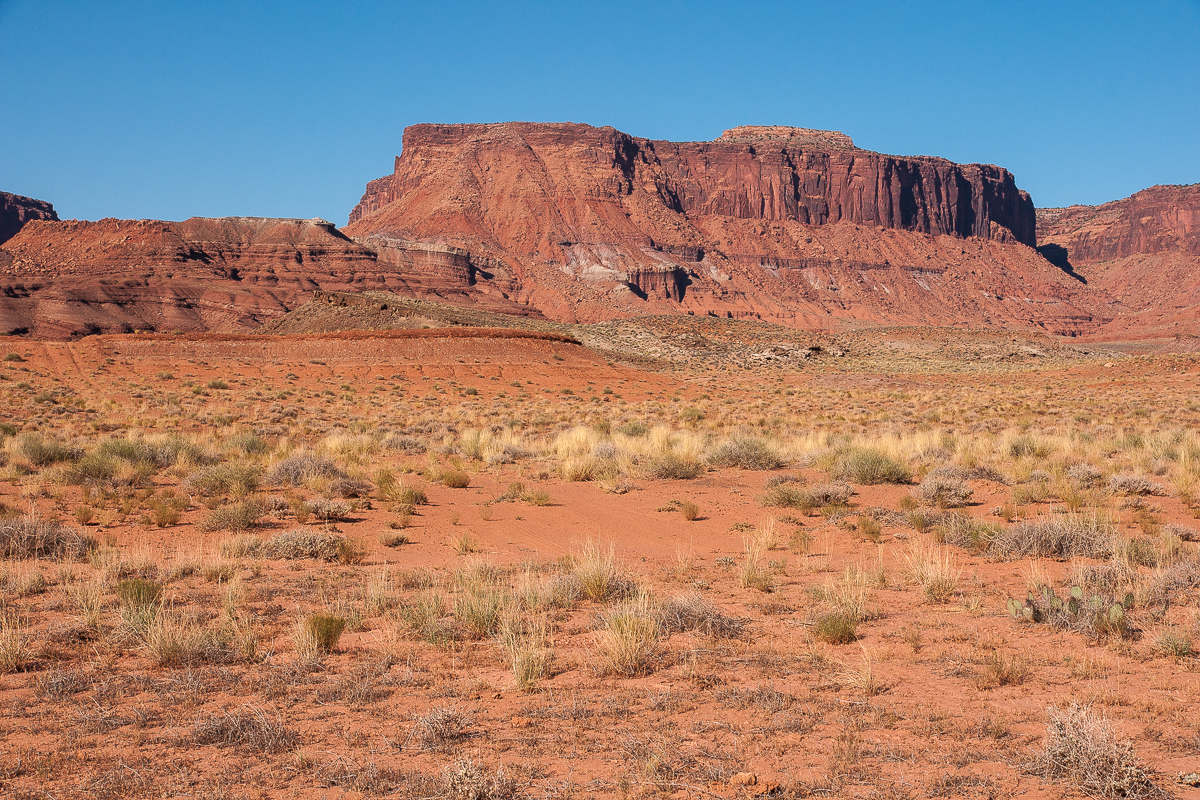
[1038,184,1200,338]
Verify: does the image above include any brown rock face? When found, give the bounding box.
[1038,184,1200,337]
[0,192,58,246]
[344,122,1097,334]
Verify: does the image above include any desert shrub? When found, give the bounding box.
[659,593,745,639]
[616,421,648,437]
[412,706,474,751]
[760,481,852,511]
[266,454,346,486]
[828,447,911,485]
[259,528,351,562]
[524,488,552,506]
[642,452,705,480]
[678,500,700,521]
[200,499,265,532]
[329,477,372,498]
[0,514,95,560]
[991,513,1116,560]
[13,433,79,467]
[304,497,352,523]
[1108,474,1166,497]
[444,758,518,800]
[1155,627,1193,659]
[186,464,261,497]
[935,514,1001,553]
[1138,558,1200,608]
[594,594,661,676]
[1033,704,1162,800]
[812,611,857,644]
[1008,435,1050,459]
[707,436,785,470]
[764,473,804,488]
[916,472,974,508]
[1067,463,1105,489]
[442,470,471,489]
[192,706,299,753]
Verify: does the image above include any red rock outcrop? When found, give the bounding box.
[344,122,1097,334]
[0,192,58,246]
[1038,184,1200,338]
[0,216,537,338]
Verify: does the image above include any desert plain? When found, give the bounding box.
[1,310,1199,800]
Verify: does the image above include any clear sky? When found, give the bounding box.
[2,0,1198,224]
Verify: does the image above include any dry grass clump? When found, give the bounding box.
[200,498,265,532]
[192,706,299,753]
[497,612,552,692]
[760,481,852,512]
[658,593,745,639]
[826,446,912,485]
[0,513,95,560]
[594,592,661,676]
[258,528,363,563]
[1033,704,1163,799]
[573,540,634,602]
[642,452,705,480]
[991,513,1117,560]
[265,454,346,486]
[0,610,31,673]
[294,612,346,661]
[812,611,857,645]
[707,435,785,470]
[185,463,261,497]
[904,540,961,603]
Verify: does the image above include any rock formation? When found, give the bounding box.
[1038,184,1200,337]
[0,192,58,246]
[344,122,1096,334]
[0,216,538,338]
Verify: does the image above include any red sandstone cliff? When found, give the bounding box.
[343,122,1096,333]
[0,192,58,246]
[1038,184,1200,338]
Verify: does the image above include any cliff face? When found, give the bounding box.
[343,122,1097,334]
[1038,184,1200,337]
[0,192,58,246]
[350,123,1036,246]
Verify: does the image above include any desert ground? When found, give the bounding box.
[1,324,1199,800]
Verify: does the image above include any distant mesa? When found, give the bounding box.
[0,192,58,246]
[2,124,1198,341]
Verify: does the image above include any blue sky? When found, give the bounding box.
[2,0,1198,224]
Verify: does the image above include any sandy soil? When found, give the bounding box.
[0,330,1198,799]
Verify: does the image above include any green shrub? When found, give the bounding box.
[813,611,857,644]
[200,499,265,533]
[14,433,79,467]
[117,578,163,610]
[302,613,346,654]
